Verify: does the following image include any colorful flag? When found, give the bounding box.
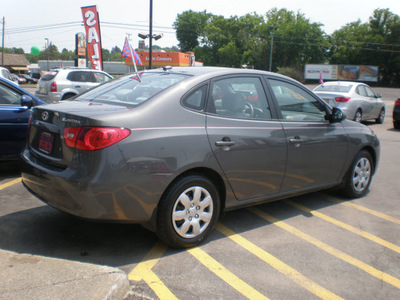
[319,71,324,86]
[122,37,143,66]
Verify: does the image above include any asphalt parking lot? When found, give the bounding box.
[1,86,399,299]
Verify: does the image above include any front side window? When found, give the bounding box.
[94,72,113,83]
[269,79,327,122]
[210,76,271,120]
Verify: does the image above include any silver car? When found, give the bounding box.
[313,81,385,123]
[35,68,113,103]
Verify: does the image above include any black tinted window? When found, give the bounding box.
[40,71,58,81]
[67,72,94,82]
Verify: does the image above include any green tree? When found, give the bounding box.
[174,10,212,52]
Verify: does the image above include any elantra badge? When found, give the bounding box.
[41,111,50,121]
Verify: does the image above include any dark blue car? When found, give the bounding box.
[0,77,46,161]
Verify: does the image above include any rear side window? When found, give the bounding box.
[182,85,207,110]
[67,71,95,82]
[40,71,58,81]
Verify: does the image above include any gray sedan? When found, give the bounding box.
[21,67,380,248]
[313,81,385,123]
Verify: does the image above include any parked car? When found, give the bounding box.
[11,74,24,85]
[16,74,27,84]
[0,77,46,161]
[0,67,17,85]
[28,71,41,80]
[35,68,113,103]
[313,81,385,123]
[20,74,39,84]
[393,97,400,129]
[21,67,380,248]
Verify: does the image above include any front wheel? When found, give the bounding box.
[341,150,374,198]
[156,175,220,248]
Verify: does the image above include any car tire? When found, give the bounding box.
[341,150,373,198]
[156,174,220,248]
[354,109,362,122]
[375,109,385,124]
[394,121,400,130]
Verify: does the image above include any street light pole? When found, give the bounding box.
[269,26,278,72]
[149,0,153,69]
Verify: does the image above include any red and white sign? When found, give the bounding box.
[81,5,103,70]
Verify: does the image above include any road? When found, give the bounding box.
[0,86,399,299]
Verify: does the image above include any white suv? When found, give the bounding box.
[35,68,113,103]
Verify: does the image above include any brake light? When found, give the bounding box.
[64,127,130,151]
[50,82,57,92]
[335,97,350,102]
[395,99,400,106]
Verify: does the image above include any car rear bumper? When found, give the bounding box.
[20,148,160,223]
[35,92,61,103]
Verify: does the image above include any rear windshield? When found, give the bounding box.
[75,72,189,106]
[40,71,58,81]
[315,84,352,93]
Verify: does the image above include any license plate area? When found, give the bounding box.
[38,132,54,154]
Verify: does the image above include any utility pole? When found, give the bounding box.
[1,17,5,66]
[269,26,278,72]
[45,38,49,71]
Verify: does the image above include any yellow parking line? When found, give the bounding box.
[128,241,177,299]
[326,197,400,225]
[188,246,269,300]
[286,200,400,254]
[216,223,342,300]
[0,178,21,191]
[248,207,400,290]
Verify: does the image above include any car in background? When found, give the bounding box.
[21,74,39,84]
[35,68,113,103]
[313,81,385,123]
[21,67,380,248]
[0,77,46,162]
[0,67,17,85]
[393,97,400,129]
[11,74,24,85]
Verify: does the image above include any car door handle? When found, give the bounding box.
[75,85,81,88]
[215,140,236,147]
[289,137,305,143]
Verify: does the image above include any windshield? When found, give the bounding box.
[75,72,189,106]
[315,84,352,93]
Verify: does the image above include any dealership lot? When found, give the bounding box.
[1,86,400,299]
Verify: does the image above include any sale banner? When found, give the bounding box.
[81,5,103,70]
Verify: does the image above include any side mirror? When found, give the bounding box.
[21,95,34,109]
[329,107,346,123]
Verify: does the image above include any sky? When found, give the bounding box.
[2,0,400,54]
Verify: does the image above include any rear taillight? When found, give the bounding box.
[64,127,130,151]
[27,116,32,132]
[395,99,400,106]
[50,82,57,92]
[335,97,350,103]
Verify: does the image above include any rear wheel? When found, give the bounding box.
[156,175,220,248]
[341,150,373,198]
[354,109,362,122]
[375,108,385,124]
[62,93,76,100]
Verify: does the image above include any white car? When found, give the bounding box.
[0,67,19,85]
[313,81,385,123]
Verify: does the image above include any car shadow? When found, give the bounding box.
[0,183,351,269]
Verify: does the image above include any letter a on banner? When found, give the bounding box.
[81,5,103,70]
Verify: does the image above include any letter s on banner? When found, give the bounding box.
[81,5,103,71]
